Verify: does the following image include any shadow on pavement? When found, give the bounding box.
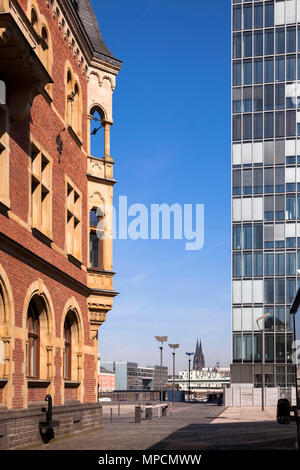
[148,420,298,451]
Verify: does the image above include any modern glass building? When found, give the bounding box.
[231,0,300,387]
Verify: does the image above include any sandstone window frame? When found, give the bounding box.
[26,299,40,379]
[66,66,82,140]
[0,104,10,208]
[63,315,72,380]
[65,177,82,261]
[28,3,53,97]
[61,300,84,389]
[30,140,53,239]
[89,207,104,269]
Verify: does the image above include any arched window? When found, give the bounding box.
[31,8,38,32]
[90,108,105,157]
[41,26,49,68]
[27,299,40,378]
[64,316,71,380]
[66,68,81,138]
[62,308,82,384]
[89,208,104,269]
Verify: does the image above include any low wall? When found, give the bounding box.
[225,386,296,407]
[0,401,102,449]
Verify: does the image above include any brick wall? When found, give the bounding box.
[0,402,102,449]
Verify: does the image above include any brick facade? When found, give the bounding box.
[0,0,121,448]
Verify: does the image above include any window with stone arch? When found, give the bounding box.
[66,67,82,139]
[29,5,53,96]
[62,307,83,383]
[40,24,53,95]
[30,7,38,33]
[26,294,53,381]
[89,206,104,269]
[89,106,106,158]
[0,268,14,407]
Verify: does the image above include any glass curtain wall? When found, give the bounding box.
[232,0,298,387]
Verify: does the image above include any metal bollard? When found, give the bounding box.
[110,408,113,423]
[135,405,141,423]
[145,406,152,420]
[118,403,120,416]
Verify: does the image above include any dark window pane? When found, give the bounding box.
[233,115,241,141]
[254,59,263,83]
[244,60,252,85]
[233,33,242,59]
[265,58,274,82]
[286,110,296,136]
[265,30,274,55]
[265,1,274,28]
[264,84,274,111]
[254,86,263,111]
[264,112,274,138]
[254,3,263,28]
[265,335,274,362]
[276,28,285,54]
[243,225,252,249]
[233,253,241,277]
[233,88,242,113]
[276,111,285,137]
[286,55,296,81]
[243,114,252,140]
[254,113,263,139]
[275,56,285,82]
[243,5,252,30]
[287,27,296,53]
[233,225,241,250]
[254,31,263,56]
[254,252,263,276]
[243,32,252,58]
[233,6,242,31]
[233,61,242,86]
[275,83,284,110]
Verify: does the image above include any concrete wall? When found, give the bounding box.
[225,386,297,407]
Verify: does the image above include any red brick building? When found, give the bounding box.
[0,0,121,448]
[99,366,115,393]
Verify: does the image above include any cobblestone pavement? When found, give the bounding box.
[30,403,298,451]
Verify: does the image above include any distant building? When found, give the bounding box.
[98,367,115,393]
[193,339,205,371]
[171,366,231,393]
[101,361,168,390]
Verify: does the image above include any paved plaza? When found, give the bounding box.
[27,403,299,451]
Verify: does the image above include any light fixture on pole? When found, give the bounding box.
[185,352,194,402]
[256,313,271,412]
[155,336,168,402]
[169,344,179,403]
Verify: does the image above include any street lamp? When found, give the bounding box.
[185,352,194,402]
[169,344,179,403]
[256,313,271,411]
[155,336,168,402]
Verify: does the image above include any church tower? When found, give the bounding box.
[193,339,205,371]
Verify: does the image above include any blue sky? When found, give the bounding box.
[91,0,231,372]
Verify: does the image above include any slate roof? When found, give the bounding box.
[68,0,122,68]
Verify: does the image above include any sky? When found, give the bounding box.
[91,0,231,372]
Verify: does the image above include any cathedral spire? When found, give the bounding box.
[193,338,205,371]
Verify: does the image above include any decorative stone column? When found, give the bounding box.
[103,122,112,160]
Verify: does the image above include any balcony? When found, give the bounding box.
[87,268,114,291]
[0,0,52,119]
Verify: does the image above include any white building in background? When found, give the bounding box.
[170,367,231,393]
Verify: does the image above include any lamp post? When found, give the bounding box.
[185,352,194,402]
[256,313,271,411]
[169,344,179,403]
[155,336,168,402]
